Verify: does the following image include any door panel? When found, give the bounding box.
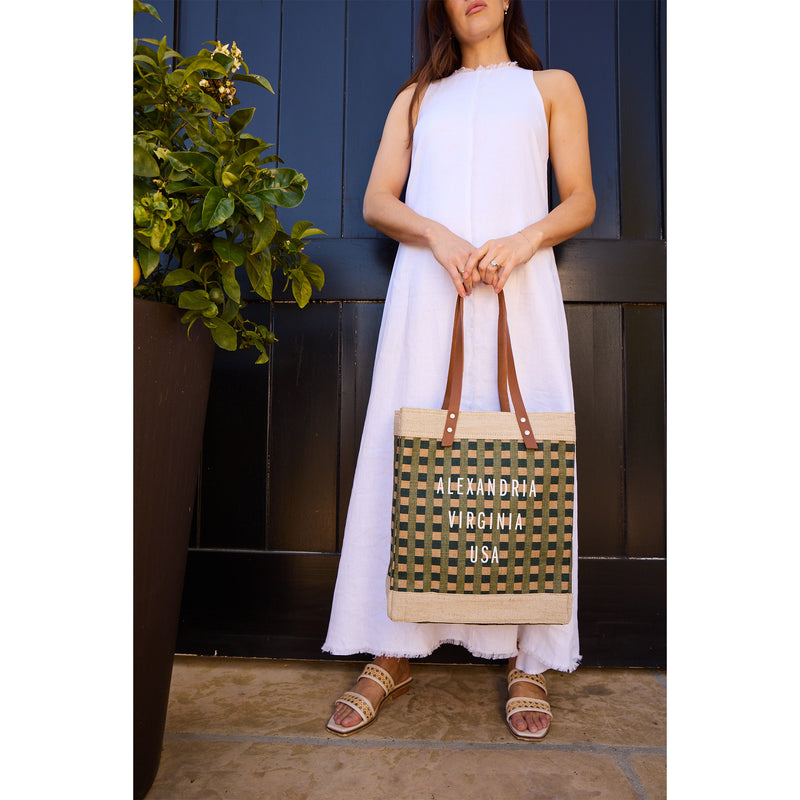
[196,304,271,551]
[344,1,417,237]
[216,1,281,147]
[618,0,664,239]
[278,1,347,236]
[623,304,666,558]
[338,303,384,549]
[548,0,619,238]
[566,304,626,557]
[268,303,341,553]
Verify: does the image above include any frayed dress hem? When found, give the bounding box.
[321,639,581,675]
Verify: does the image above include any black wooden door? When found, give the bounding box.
[137,0,666,667]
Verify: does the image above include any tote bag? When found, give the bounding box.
[387,291,575,625]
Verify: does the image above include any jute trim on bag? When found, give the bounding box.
[395,408,576,443]
[386,577,573,625]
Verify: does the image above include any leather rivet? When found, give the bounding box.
[524,430,531,436]
[450,413,456,419]
[520,417,526,422]
[447,427,453,433]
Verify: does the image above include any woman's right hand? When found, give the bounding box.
[427,223,476,298]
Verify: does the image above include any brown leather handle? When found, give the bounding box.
[441,291,538,450]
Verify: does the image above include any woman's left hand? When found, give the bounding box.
[463,230,543,292]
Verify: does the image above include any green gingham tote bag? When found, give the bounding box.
[387,291,575,625]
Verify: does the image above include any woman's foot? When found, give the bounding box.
[506,657,550,735]
[331,656,411,730]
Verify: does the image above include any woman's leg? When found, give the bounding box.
[331,656,411,728]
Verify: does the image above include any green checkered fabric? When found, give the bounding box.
[389,437,574,596]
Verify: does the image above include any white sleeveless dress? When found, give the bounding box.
[323,62,580,674]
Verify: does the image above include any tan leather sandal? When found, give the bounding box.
[325,662,412,737]
[505,668,552,741]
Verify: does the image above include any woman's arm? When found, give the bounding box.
[363,85,477,297]
[466,69,596,292]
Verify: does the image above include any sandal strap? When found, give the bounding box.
[359,663,396,697]
[337,691,375,723]
[506,697,552,721]
[507,669,547,695]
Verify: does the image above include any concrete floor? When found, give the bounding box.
[146,656,666,800]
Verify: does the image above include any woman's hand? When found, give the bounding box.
[427,223,478,297]
[464,229,543,293]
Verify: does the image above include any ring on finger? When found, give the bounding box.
[490,259,500,267]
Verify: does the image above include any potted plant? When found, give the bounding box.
[133,0,325,354]
[132,2,324,796]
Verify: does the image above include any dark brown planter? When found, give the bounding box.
[133,297,215,799]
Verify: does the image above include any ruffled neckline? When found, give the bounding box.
[453,60,517,75]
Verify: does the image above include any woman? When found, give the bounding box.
[323,0,595,741]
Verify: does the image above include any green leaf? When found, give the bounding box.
[238,193,264,221]
[257,168,308,208]
[204,318,238,350]
[186,119,223,155]
[134,229,152,251]
[134,1,161,21]
[164,182,213,195]
[165,151,216,182]
[214,155,225,186]
[182,57,228,78]
[245,252,273,299]
[167,198,183,220]
[250,213,277,254]
[148,216,173,251]
[256,325,276,344]
[133,200,151,228]
[150,192,169,213]
[133,142,159,177]
[186,203,204,232]
[213,237,246,266]
[136,38,181,60]
[220,269,242,303]
[220,298,240,323]
[164,69,187,90]
[163,268,202,286]
[137,245,160,278]
[133,53,159,69]
[227,142,271,175]
[230,72,274,93]
[143,128,171,147]
[290,269,312,308]
[240,134,275,148]
[180,310,201,331]
[301,261,325,291]
[258,186,304,209]
[291,220,326,240]
[211,52,235,72]
[189,90,223,115]
[201,188,235,228]
[274,168,308,191]
[178,289,213,311]
[229,107,255,134]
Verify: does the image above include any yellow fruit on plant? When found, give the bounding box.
[134,256,141,287]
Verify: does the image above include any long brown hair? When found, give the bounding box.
[398,0,543,142]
